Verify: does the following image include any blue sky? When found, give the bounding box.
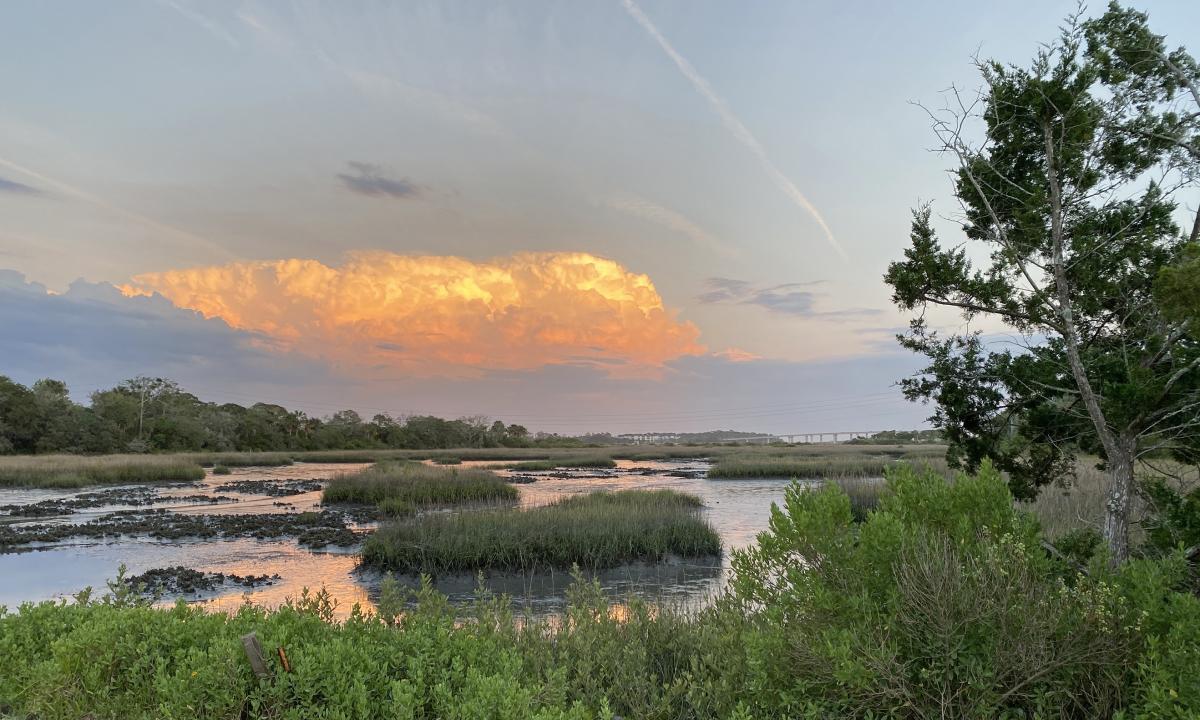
[1,0,1198,434]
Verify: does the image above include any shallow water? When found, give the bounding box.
[0,459,795,617]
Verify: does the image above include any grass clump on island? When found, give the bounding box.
[186,451,294,468]
[322,461,518,510]
[708,453,892,479]
[707,449,951,480]
[362,489,720,573]
[491,455,618,471]
[0,454,207,488]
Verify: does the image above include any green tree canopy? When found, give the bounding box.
[885,3,1200,562]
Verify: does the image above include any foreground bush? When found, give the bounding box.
[362,490,720,573]
[322,461,518,508]
[2,464,1197,719]
[730,461,1200,717]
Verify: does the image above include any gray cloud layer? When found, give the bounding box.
[0,176,40,195]
[699,276,882,318]
[337,162,424,199]
[0,271,329,397]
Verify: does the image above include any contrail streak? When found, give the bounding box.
[620,0,846,261]
[0,155,231,259]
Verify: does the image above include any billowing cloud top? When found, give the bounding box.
[121,251,704,373]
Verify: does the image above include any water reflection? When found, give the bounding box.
[0,458,791,618]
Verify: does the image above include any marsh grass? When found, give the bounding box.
[0,455,207,488]
[1020,457,1200,543]
[432,456,462,465]
[494,456,618,471]
[322,462,518,508]
[0,443,951,488]
[377,498,417,517]
[187,452,294,468]
[362,489,719,573]
[708,453,892,479]
[212,465,232,475]
[828,476,889,521]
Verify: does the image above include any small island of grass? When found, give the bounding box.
[361,489,720,573]
[322,461,518,512]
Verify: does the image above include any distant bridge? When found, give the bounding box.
[732,431,883,445]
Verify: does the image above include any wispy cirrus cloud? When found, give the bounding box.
[337,162,425,200]
[0,155,230,259]
[153,0,240,48]
[699,276,882,318]
[620,0,845,261]
[601,195,737,258]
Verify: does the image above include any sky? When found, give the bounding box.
[2,0,1198,435]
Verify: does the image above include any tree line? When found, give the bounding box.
[0,375,547,454]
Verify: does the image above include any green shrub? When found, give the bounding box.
[212,465,232,475]
[727,460,1200,718]
[1140,476,1200,556]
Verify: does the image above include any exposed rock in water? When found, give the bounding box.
[0,487,236,518]
[215,478,324,497]
[125,565,281,595]
[0,509,361,550]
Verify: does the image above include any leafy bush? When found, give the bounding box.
[729,461,1199,718]
[1141,476,1200,557]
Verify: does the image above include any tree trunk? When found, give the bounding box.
[1043,122,1131,564]
[1100,437,1135,564]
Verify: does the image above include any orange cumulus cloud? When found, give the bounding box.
[120,251,705,374]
